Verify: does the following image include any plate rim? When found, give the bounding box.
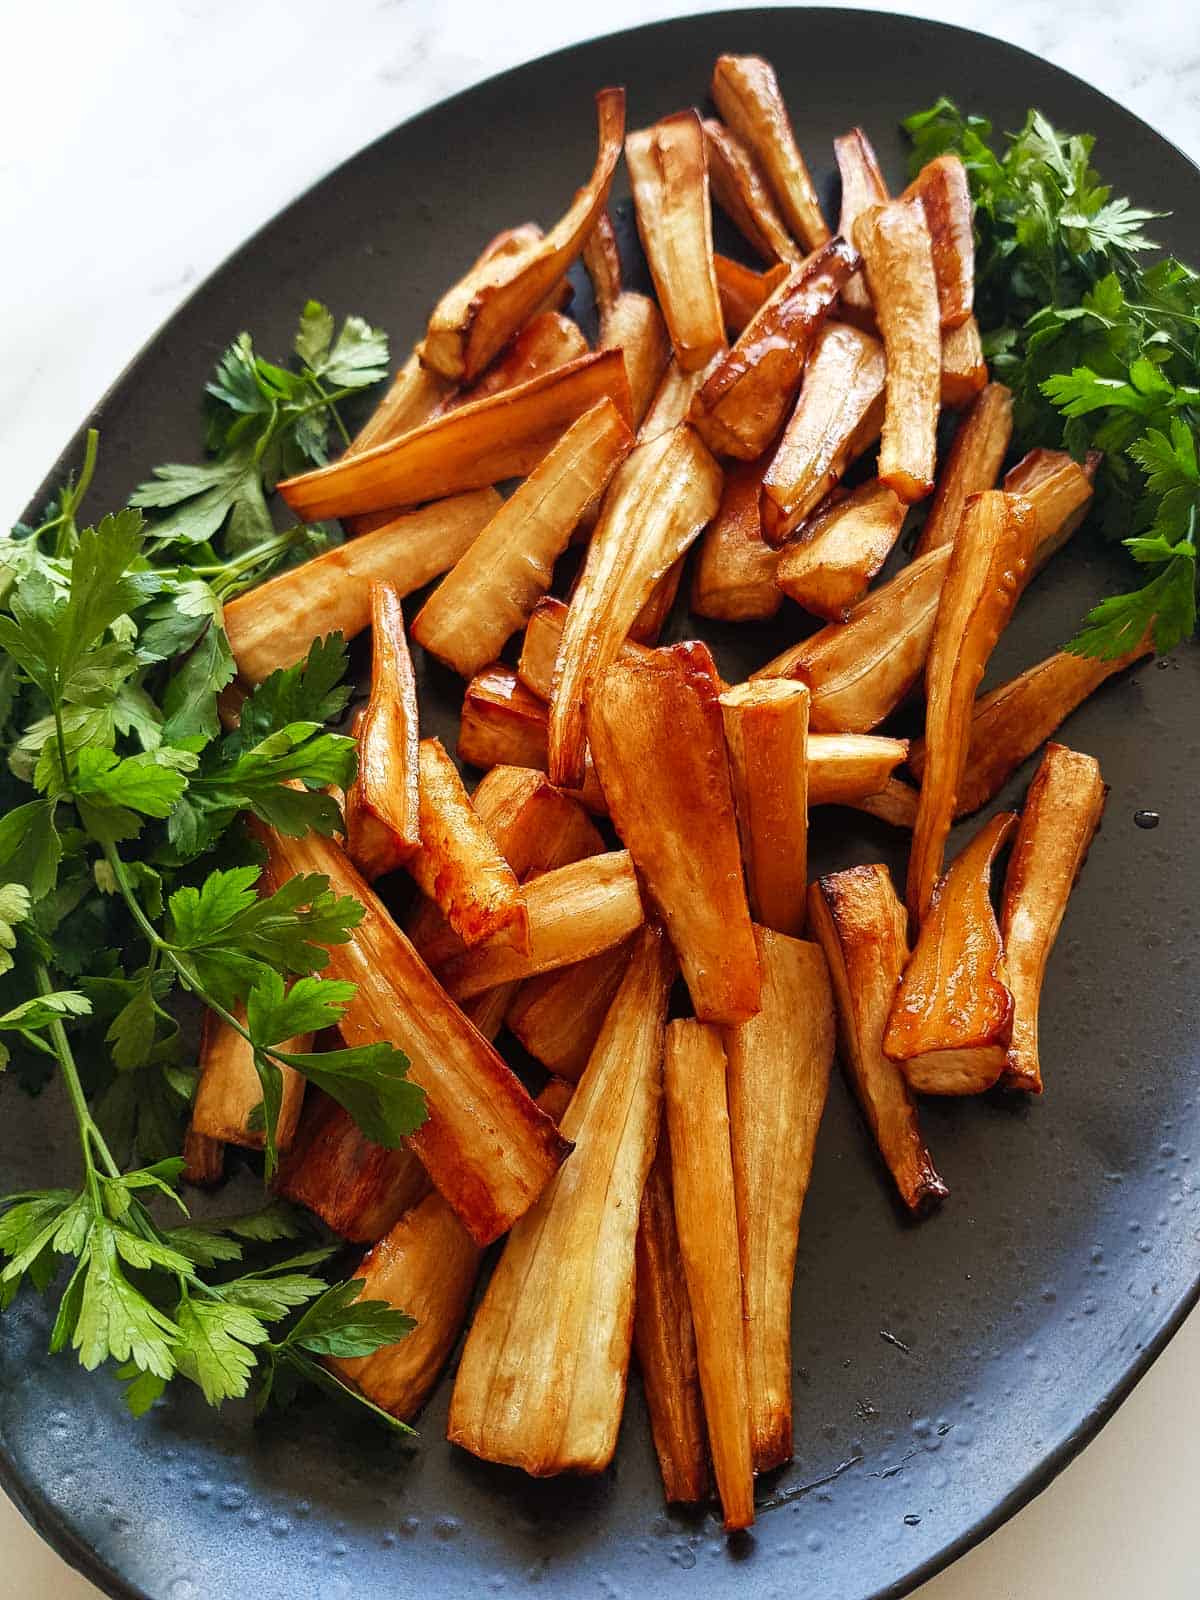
[4,9,1199,1599]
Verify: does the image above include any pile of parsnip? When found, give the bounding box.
[185,54,1142,1532]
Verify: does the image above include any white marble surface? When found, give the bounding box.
[2,0,1199,1594]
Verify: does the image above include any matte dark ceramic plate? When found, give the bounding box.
[3,9,1199,1599]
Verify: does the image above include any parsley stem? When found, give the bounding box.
[304,374,352,449]
[32,960,121,1190]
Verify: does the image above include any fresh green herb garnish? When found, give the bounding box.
[0,305,420,1426]
[904,99,1199,656]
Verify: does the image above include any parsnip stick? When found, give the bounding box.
[726,928,834,1470]
[690,453,782,622]
[346,581,420,877]
[506,942,632,1082]
[191,1007,308,1151]
[904,154,975,330]
[713,255,790,335]
[664,1019,754,1531]
[702,118,799,264]
[711,54,829,252]
[834,126,889,329]
[914,383,1013,557]
[940,315,988,407]
[775,479,906,621]
[719,679,810,937]
[457,666,608,816]
[274,1093,431,1243]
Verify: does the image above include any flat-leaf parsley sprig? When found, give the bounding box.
[903,99,1199,657]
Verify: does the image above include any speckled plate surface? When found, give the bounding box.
[3,9,1199,1599]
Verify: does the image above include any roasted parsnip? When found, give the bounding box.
[277,350,632,522]
[411,399,633,677]
[907,490,1038,923]
[346,581,420,879]
[440,310,588,413]
[719,679,810,937]
[457,666,608,815]
[904,155,975,329]
[274,1093,431,1243]
[914,383,1014,557]
[224,489,500,683]
[713,254,791,335]
[1004,446,1099,571]
[834,126,889,329]
[847,777,920,829]
[885,812,1017,1094]
[807,867,948,1214]
[547,423,722,790]
[585,211,673,427]
[711,54,829,253]
[775,479,907,621]
[637,356,715,443]
[940,315,988,407]
[437,851,643,999]
[760,320,886,543]
[347,223,547,455]
[505,941,632,1082]
[726,928,834,1470]
[587,641,761,1024]
[664,1019,754,1531]
[703,118,798,264]
[448,924,672,1475]
[909,638,1151,816]
[420,89,625,381]
[405,737,527,951]
[690,238,859,460]
[1001,744,1107,1093]
[190,1008,308,1152]
[634,1134,709,1505]
[261,828,569,1245]
[803,732,909,802]
[180,1127,224,1188]
[582,210,623,313]
[755,545,952,733]
[690,453,782,621]
[630,559,684,644]
[626,111,725,372]
[853,199,941,502]
[329,1078,573,1422]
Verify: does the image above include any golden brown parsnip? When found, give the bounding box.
[711,54,829,253]
[664,1019,754,1531]
[629,559,684,644]
[1001,744,1107,1093]
[278,350,632,522]
[909,639,1150,816]
[224,490,500,683]
[190,1008,308,1152]
[885,812,1018,1094]
[802,732,909,802]
[848,777,920,829]
[633,1134,709,1505]
[904,155,975,330]
[506,942,632,1082]
[582,210,622,313]
[713,254,791,335]
[691,453,782,621]
[411,399,633,677]
[436,851,643,999]
[726,928,834,1470]
[775,479,907,621]
[329,1078,573,1422]
[907,491,1039,922]
[807,867,948,1215]
[760,320,886,543]
[406,737,527,951]
[448,924,672,1475]
[440,310,588,415]
[626,111,724,371]
[853,199,942,502]
[755,545,952,732]
[260,828,569,1246]
[346,582,420,880]
[1004,446,1099,570]
[914,383,1014,557]
[702,118,799,264]
[587,641,761,1024]
[940,315,988,407]
[690,238,860,460]
[547,423,722,790]
[347,223,548,456]
[420,89,625,380]
[274,1093,431,1243]
[834,126,889,328]
[719,680,810,937]
[637,356,715,442]
[180,1127,224,1188]
[598,294,672,429]
[457,666,608,815]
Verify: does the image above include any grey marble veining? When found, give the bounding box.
[1,4,1199,1598]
